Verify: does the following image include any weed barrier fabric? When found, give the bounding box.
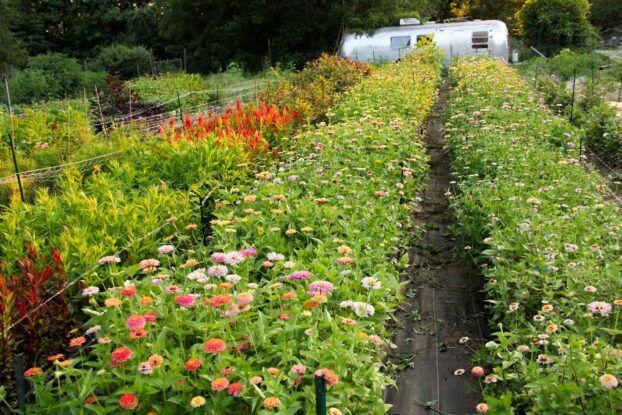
[445,56,622,414]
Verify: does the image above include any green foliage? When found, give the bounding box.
[516,0,599,55]
[581,103,622,166]
[93,45,151,80]
[0,0,27,75]
[447,56,622,414]
[261,54,372,123]
[6,54,106,104]
[590,0,622,30]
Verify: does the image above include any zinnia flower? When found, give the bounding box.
[236,292,253,305]
[157,245,174,254]
[211,377,229,391]
[138,362,153,375]
[208,265,228,277]
[227,382,243,397]
[267,252,285,261]
[82,286,100,297]
[185,357,202,371]
[120,286,137,297]
[286,270,312,281]
[475,403,489,413]
[470,366,485,377]
[176,294,195,308]
[599,374,618,389]
[290,364,306,374]
[139,258,160,269]
[361,277,381,289]
[24,367,43,377]
[588,301,612,316]
[98,255,121,265]
[263,397,280,409]
[111,346,133,363]
[126,315,147,330]
[148,354,164,369]
[190,396,206,408]
[315,368,339,387]
[119,393,138,410]
[69,336,86,347]
[308,280,334,296]
[204,338,226,354]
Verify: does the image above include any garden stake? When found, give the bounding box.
[618,74,622,102]
[177,91,183,124]
[3,78,25,203]
[315,375,327,415]
[15,355,25,411]
[94,85,108,138]
[570,68,577,124]
[534,59,540,90]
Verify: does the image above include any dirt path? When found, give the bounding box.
[385,81,487,415]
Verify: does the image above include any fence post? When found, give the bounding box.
[183,48,188,72]
[315,375,327,415]
[94,85,107,138]
[14,355,25,411]
[570,67,577,124]
[534,59,540,91]
[3,78,25,203]
[129,88,133,122]
[618,73,622,102]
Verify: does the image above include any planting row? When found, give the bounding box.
[1,55,369,403]
[23,47,441,414]
[446,57,621,413]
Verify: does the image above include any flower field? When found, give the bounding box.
[446,57,622,413]
[19,48,441,413]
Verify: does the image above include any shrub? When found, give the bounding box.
[93,45,151,80]
[582,103,622,166]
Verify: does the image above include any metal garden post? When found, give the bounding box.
[15,355,25,411]
[177,91,183,124]
[534,59,540,90]
[618,73,622,102]
[3,78,25,203]
[570,68,577,124]
[315,375,327,415]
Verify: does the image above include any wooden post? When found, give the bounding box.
[3,78,25,203]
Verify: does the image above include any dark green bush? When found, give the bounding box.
[582,103,622,166]
[93,44,151,80]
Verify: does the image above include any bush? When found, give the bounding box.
[93,45,151,80]
[6,54,106,104]
[582,103,622,166]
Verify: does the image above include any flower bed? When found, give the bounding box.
[24,48,441,414]
[446,57,622,413]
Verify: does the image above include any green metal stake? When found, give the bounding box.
[176,91,183,124]
[315,375,327,415]
[570,68,577,124]
[3,78,25,203]
[15,355,25,411]
[618,73,622,102]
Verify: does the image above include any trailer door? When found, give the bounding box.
[449,30,469,60]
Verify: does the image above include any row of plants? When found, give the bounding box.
[519,50,622,167]
[0,54,369,409]
[446,56,621,413]
[21,46,441,414]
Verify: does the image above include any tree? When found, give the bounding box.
[590,0,622,30]
[0,0,27,75]
[516,0,599,55]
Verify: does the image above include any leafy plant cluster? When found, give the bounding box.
[261,54,372,124]
[21,46,441,414]
[446,56,621,414]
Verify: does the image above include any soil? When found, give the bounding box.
[384,81,487,415]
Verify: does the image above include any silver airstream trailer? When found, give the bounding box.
[339,19,509,65]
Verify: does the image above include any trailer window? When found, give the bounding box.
[390,36,411,49]
[472,31,488,49]
[416,34,434,45]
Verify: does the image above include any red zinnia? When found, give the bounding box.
[24,367,43,377]
[69,336,87,348]
[126,315,147,330]
[185,357,202,371]
[119,393,138,410]
[111,346,133,363]
[227,382,243,397]
[84,396,97,404]
[204,338,226,354]
[121,286,137,297]
[47,353,64,362]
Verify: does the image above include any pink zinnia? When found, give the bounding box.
[308,280,334,296]
[588,301,612,316]
[227,382,243,397]
[208,265,228,277]
[336,257,353,265]
[290,364,306,374]
[157,245,174,254]
[139,258,160,269]
[240,248,257,257]
[176,294,195,308]
[211,377,229,391]
[211,252,227,263]
[471,366,485,377]
[126,315,146,331]
[204,338,226,354]
[287,270,312,281]
[225,251,245,266]
[236,292,254,305]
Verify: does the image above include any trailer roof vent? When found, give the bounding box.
[399,18,421,26]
